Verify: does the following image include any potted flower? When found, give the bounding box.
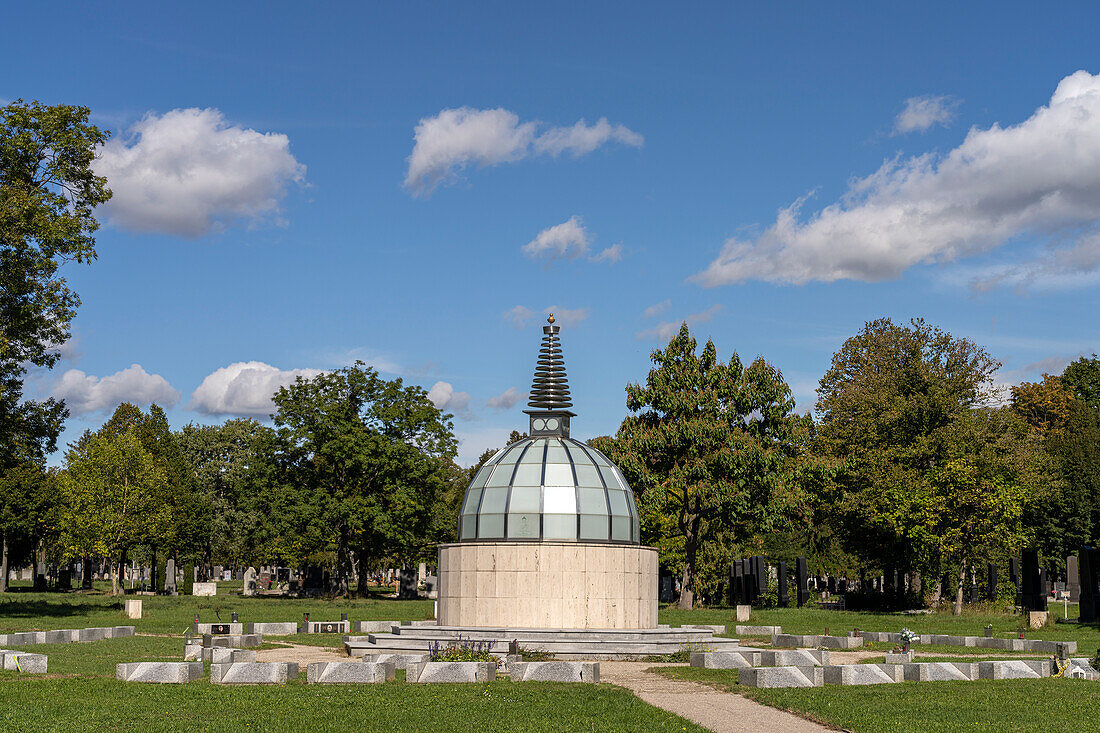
[899,628,919,653]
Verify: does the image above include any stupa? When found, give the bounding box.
[436,315,658,629]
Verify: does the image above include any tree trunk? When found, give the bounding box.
[678,516,701,610]
[0,533,9,593]
[357,548,371,597]
[150,545,158,593]
[953,561,967,616]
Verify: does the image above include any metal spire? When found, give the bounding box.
[528,313,573,409]
[524,314,575,437]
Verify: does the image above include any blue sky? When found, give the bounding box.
[6,2,1100,464]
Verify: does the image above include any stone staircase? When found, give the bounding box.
[344,625,750,660]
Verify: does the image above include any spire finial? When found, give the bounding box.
[527,317,573,410]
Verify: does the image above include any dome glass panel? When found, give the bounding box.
[456,436,640,544]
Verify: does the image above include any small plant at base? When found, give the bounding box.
[428,635,497,664]
[1091,647,1100,672]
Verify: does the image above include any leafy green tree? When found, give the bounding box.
[815,318,1017,599]
[596,323,806,609]
[271,363,457,596]
[178,419,276,570]
[0,100,110,590]
[915,408,1038,614]
[58,429,170,595]
[1061,354,1100,407]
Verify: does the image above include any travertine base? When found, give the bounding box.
[436,542,658,629]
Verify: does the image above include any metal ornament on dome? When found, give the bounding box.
[455,315,641,544]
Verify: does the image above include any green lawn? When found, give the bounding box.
[650,665,1100,732]
[0,632,705,733]
[0,584,435,635]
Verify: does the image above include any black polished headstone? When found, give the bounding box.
[1080,547,1098,623]
[987,563,997,600]
[796,556,809,607]
[1021,548,1046,611]
[777,561,788,606]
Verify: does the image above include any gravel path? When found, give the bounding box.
[255,642,346,664]
[599,661,831,733]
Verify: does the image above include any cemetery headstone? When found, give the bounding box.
[398,567,418,599]
[752,556,766,602]
[243,567,257,596]
[164,559,176,595]
[987,564,997,601]
[1021,548,1046,612]
[777,561,788,606]
[796,556,809,607]
[1009,557,1021,605]
[1067,555,1080,602]
[1080,547,1098,623]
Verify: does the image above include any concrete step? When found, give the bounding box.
[344,628,746,661]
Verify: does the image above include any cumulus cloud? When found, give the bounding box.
[189,361,322,418]
[589,243,624,263]
[523,216,591,260]
[693,71,1100,289]
[643,299,671,318]
[532,117,644,157]
[487,387,527,411]
[53,364,179,415]
[504,305,537,328]
[504,304,588,329]
[404,107,642,195]
[96,108,305,237]
[894,94,960,134]
[521,216,623,264]
[427,381,473,419]
[635,304,723,342]
[965,233,1100,292]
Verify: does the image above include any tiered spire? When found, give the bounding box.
[524,314,575,437]
[528,314,573,409]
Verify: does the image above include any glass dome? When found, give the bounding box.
[458,436,641,544]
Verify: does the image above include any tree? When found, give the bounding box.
[917,408,1037,614]
[58,429,170,595]
[598,323,806,609]
[1,100,110,589]
[815,317,1013,602]
[271,363,457,596]
[178,419,276,570]
[1061,354,1100,407]
[1012,375,1074,436]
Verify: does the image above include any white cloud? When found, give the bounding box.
[504,304,588,329]
[643,299,671,318]
[53,364,179,415]
[894,94,959,134]
[427,381,473,420]
[504,305,537,329]
[543,306,589,328]
[404,107,642,195]
[189,361,322,418]
[96,108,305,237]
[590,243,624,263]
[965,233,1100,292]
[693,71,1100,289]
[487,387,527,411]
[523,216,591,260]
[635,304,723,342]
[532,117,644,157]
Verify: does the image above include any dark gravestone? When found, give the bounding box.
[1080,547,1098,623]
[1021,548,1046,612]
[317,622,341,633]
[752,556,766,602]
[741,559,753,603]
[827,577,836,594]
[210,624,231,634]
[796,556,809,607]
[659,573,675,603]
[57,566,72,591]
[729,560,742,605]
[1009,558,1021,605]
[987,564,997,600]
[397,568,418,599]
[777,561,789,606]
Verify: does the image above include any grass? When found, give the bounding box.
[661,603,1100,650]
[0,584,435,636]
[0,633,705,733]
[648,665,1100,732]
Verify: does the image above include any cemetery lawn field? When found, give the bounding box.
[650,666,1100,732]
[0,583,436,635]
[0,677,705,733]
